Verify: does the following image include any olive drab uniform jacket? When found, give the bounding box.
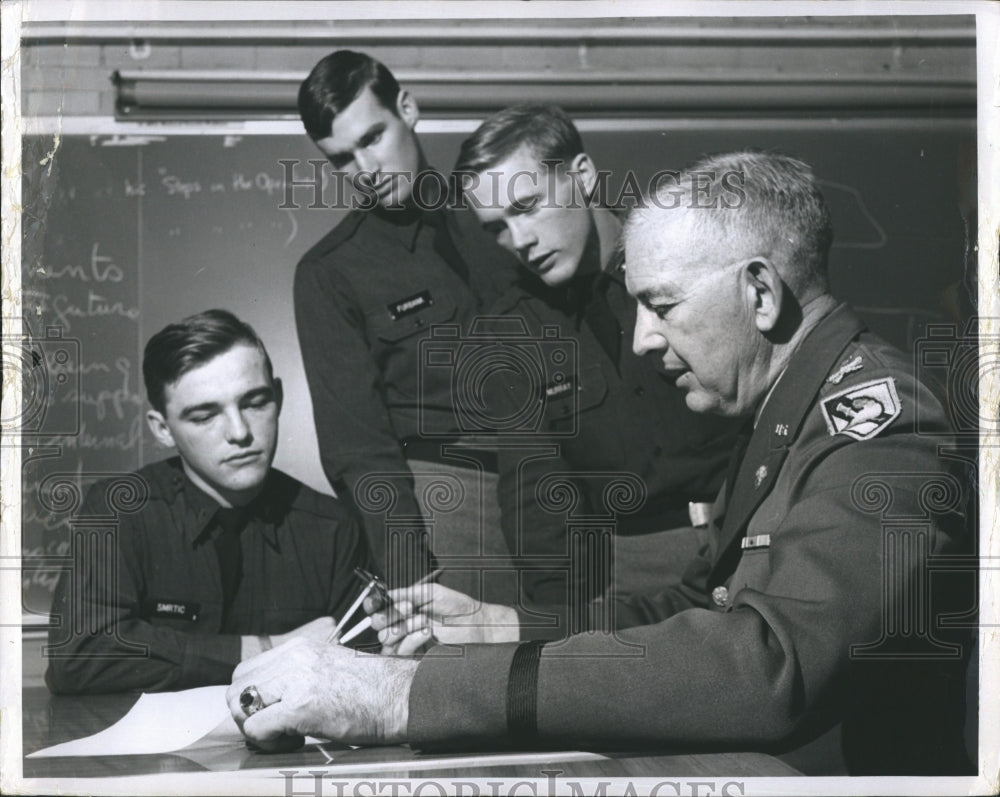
[294,200,518,584]
[406,304,973,775]
[481,263,741,605]
[46,459,375,694]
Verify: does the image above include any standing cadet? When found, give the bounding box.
[293,52,519,588]
[227,153,971,775]
[452,105,740,610]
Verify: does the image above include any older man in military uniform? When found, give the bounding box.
[227,152,971,775]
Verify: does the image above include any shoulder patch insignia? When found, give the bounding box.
[820,377,901,441]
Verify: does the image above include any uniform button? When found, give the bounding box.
[712,586,729,607]
[634,386,645,397]
[653,445,663,456]
[561,405,570,416]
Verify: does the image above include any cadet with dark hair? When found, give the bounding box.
[46,309,375,694]
[294,50,519,590]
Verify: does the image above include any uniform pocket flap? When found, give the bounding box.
[369,291,458,342]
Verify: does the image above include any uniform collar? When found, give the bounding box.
[366,166,450,253]
[710,303,866,579]
[160,458,282,548]
[754,302,866,447]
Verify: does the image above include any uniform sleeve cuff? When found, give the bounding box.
[180,634,242,686]
[515,604,569,641]
[407,642,520,748]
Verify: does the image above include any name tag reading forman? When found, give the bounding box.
[145,599,200,622]
[387,290,433,320]
[741,534,772,550]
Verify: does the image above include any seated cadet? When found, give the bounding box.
[226,153,972,775]
[452,105,741,605]
[46,309,376,694]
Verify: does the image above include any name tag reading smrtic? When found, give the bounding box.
[144,599,200,622]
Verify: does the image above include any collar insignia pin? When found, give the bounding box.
[755,465,768,488]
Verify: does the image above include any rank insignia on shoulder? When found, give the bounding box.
[827,355,864,384]
[820,377,901,441]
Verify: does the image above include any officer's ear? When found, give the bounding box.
[395,90,420,130]
[146,408,176,449]
[743,258,783,334]
[566,152,599,199]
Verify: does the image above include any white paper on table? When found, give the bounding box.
[28,685,239,758]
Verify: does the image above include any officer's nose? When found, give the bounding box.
[633,305,667,356]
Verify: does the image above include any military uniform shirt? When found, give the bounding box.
[294,201,518,581]
[484,263,742,605]
[46,457,375,694]
[406,304,971,775]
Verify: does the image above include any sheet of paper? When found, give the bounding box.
[29,684,327,758]
[28,685,237,758]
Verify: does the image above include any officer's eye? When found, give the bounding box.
[188,412,216,425]
[649,303,675,320]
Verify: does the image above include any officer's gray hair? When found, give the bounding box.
[628,151,833,290]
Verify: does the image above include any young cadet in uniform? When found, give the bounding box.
[46,310,375,694]
[452,106,740,607]
[227,153,971,775]
[293,51,519,589]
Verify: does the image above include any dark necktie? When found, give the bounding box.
[213,507,246,627]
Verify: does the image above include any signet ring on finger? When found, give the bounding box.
[240,685,265,716]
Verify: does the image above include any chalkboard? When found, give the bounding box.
[17,122,976,620]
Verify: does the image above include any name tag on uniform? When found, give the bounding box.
[388,290,433,320]
[545,375,576,400]
[144,598,200,622]
[741,534,771,550]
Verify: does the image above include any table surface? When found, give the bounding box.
[21,687,802,780]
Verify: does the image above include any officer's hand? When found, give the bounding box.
[226,638,418,748]
[367,583,519,654]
